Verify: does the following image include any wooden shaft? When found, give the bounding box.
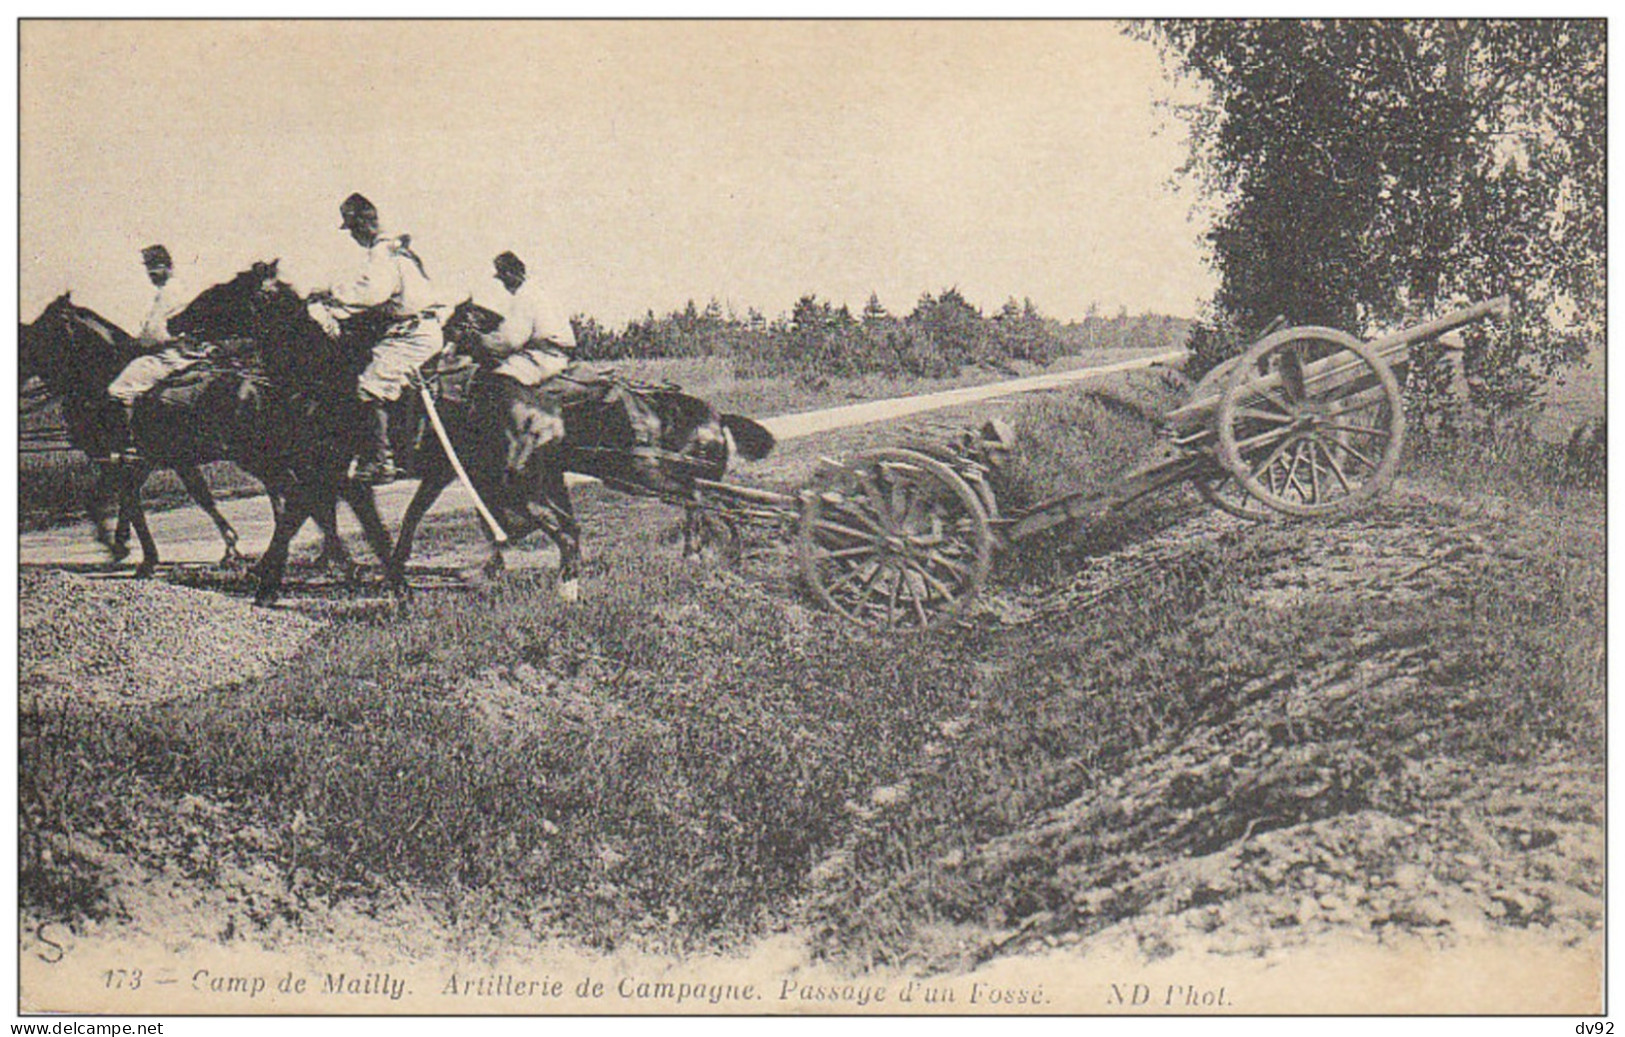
[1007,453,1203,542]
[692,478,799,510]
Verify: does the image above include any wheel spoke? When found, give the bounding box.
[812,516,877,543]
[858,472,896,529]
[1235,405,1295,425]
[1247,433,1302,486]
[886,472,913,528]
[925,550,974,579]
[1317,421,1390,438]
[1279,441,1306,501]
[825,556,885,599]
[916,563,960,602]
[1323,434,1380,474]
[1308,438,1324,502]
[1318,436,1354,493]
[820,544,884,561]
[1235,423,1296,455]
[903,573,931,627]
[819,494,889,535]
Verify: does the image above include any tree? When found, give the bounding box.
[862,291,890,325]
[909,287,986,366]
[1138,19,1603,422]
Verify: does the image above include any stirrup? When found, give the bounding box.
[356,457,397,485]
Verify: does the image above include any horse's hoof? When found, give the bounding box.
[97,531,132,563]
[253,592,278,609]
[133,563,156,580]
[557,578,581,604]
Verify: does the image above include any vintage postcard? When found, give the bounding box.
[15,19,1605,1020]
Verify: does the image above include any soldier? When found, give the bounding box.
[308,193,444,484]
[476,250,576,386]
[105,245,199,460]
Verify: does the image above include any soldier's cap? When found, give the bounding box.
[493,251,526,279]
[340,193,379,229]
[141,244,172,268]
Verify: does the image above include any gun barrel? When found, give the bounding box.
[1366,295,1512,365]
[1165,296,1512,434]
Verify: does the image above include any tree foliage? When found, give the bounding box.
[1138,19,1603,422]
[572,289,1189,385]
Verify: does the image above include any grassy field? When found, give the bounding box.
[19,379,1605,967]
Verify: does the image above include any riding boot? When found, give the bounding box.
[357,402,396,485]
[117,402,143,463]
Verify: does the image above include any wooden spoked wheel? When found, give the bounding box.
[798,448,992,630]
[1216,326,1405,517]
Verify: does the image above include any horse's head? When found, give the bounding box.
[20,293,137,392]
[169,259,285,342]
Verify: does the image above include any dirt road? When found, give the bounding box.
[17,349,1181,567]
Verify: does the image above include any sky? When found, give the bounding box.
[19,20,1217,332]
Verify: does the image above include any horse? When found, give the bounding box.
[386,300,776,600]
[19,289,351,575]
[165,263,402,606]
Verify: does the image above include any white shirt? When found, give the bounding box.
[495,279,576,353]
[330,235,434,318]
[137,279,188,346]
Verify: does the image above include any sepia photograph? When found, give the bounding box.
[14,18,1606,1020]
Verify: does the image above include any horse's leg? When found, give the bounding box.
[174,464,243,568]
[121,462,160,578]
[681,496,741,567]
[255,488,315,608]
[311,490,357,583]
[337,477,396,573]
[388,471,452,594]
[682,503,700,560]
[88,462,131,562]
[113,498,132,555]
[703,507,744,568]
[532,465,581,602]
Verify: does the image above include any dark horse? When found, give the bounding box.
[19,288,349,575]
[387,300,776,600]
[164,263,399,605]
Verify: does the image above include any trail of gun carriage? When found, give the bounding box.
[18,27,1603,1007]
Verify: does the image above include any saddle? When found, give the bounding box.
[149,339,267,409]
[552,367,675,453]
[424,353,481,405]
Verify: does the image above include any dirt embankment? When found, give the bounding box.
[808,482,1604,973]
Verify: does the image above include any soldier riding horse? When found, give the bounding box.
[390,300,777,601]
[175,269,775,606]
[20,286,353,576]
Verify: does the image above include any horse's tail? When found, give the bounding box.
[720,414,775,461]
